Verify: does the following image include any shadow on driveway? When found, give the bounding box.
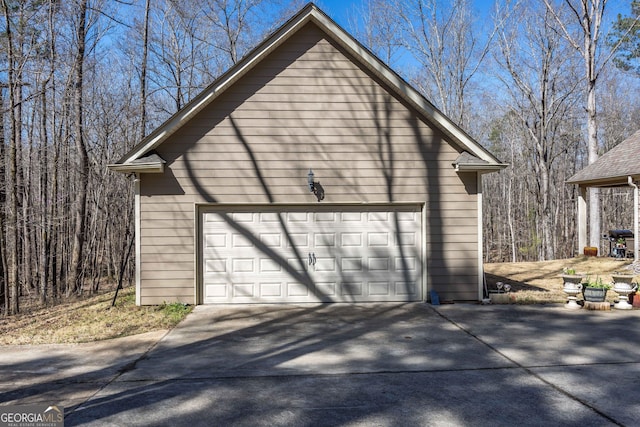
[3,303,639,426]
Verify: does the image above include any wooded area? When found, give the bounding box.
[1,0,639,315]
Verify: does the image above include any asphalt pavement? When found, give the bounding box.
[1,303,639,426]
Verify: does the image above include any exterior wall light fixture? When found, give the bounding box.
[307,169,324,202]
[308,169,316,193]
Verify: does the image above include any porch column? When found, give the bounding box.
[578,185,587,255]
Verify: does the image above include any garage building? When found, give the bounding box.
[109,4,506,305]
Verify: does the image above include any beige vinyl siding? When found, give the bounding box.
[138,22,479,304]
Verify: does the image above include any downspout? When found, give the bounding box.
[628,176,639,263]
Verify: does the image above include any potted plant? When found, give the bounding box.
[560,268,583,287]
[560,268,584,309]
[582,276,611,302]
[610,271,635,287]
[610,271,637,310]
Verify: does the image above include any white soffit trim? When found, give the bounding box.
[107,163,164,173]
[115,4,501,167]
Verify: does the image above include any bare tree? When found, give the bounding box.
[349,0,403,66]
[140,0,151,140]
[494,3,581,260]
[68,0,89,295]
[2,0,22,314]
[397,0,502,128]
[543,0,614,250]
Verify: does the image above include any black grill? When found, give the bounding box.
[607,229,634,258]
[608,229,634,240]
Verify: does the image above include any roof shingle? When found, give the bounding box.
[567,130,640,185]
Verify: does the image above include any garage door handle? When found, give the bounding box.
[308,253,317,266]
[312,253,317,265]
[308,253,313,265]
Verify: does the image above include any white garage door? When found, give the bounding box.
[201,205,423,304]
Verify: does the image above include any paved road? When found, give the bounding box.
[1,303,639,426]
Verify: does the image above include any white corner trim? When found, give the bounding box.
[421,203,428,302]
[134,174,141,306]
[477,172,484,301]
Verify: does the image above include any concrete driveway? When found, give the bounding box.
[1,303,639,426]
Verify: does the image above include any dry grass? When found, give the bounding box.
[484,256,636,304]
[0,287,192,345]
[1,257,634,345]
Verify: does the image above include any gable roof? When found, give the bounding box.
[567,129,640,186]
[109,3,505,173]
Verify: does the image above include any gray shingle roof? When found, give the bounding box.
[567,130,640,185]
[452,151,506,172]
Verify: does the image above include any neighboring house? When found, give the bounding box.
[567,129,640,261]
[109,4,506,306]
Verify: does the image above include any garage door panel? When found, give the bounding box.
[317,282,337,298]
[202,205,422,304]
[288,282,311,297]
[259,282,283,297]
[314,257,336,272]
[204,233,227,248]
[232,258,255,273]
[232,233,254,248]
[287,233,310,247]
[368,232,390,246]
[341,258,363,271]
[395,256,418,270]
[232,283,255,298]
[341,212,363,222]
[395,281,419,296]
[369,281,391,296]
[287,212,311,222]
[341,233,362,247]
[342,282,363,296]
[369,257,390,270]
[205,283,227,299]
[205,258,227,273]
[260,258,283,272]
[288,257,309,273]
[314,233,336,247]
[397,232,417,246]
[232,212,254,222]
[260,233,282,247]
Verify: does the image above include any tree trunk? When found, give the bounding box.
[587,79,600,249]
[140,0,150,141]
[3,0,20,315]
[69,0,89,295]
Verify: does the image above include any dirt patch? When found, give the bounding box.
[484,256,637,304]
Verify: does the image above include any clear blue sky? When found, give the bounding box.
[314,0,493,27]
[312,0,629,30]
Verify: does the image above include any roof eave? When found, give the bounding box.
[108,162,165,174]
[454,163,508,173]
[567,173,640,187]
